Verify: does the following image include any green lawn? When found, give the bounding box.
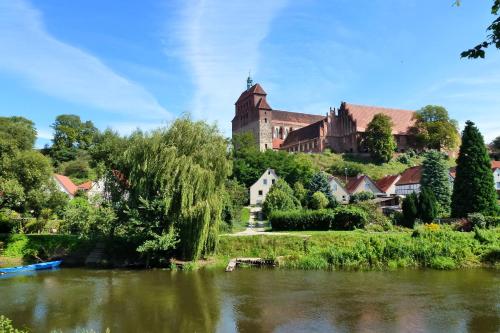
[231,207,251,233]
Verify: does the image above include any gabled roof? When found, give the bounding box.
[235,83,267,103]
[376,174,401,193]
[272,138,284,149]
[250,168,278,188]
[328,175,348,192]
[492,160,500,170]
[395,166,422,186]
[54,174,79,196]
[272,110,325,124]
[343,102,415,135]
[346,174,382,194]
[77,181,93,191]
[256,97,272,110]
[281,119,326,147]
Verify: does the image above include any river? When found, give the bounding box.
[0,268,499,333]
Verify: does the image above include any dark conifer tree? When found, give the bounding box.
[418,188,438,223]
[401,192,418,228]
[420,150,452,215]
[451,121,498,217]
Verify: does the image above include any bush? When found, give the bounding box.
[310,191,329,210]
[349,191,375,204]
[401,193,418,228]
[0,315,27,333]
[262,189,301,218]
[355,201,392,230]
[396,153,411,165]
[485,216,500,228]
[0,208,19,233]
[468,213,487,229]
[332,206,369,230]
[269,209,335,231]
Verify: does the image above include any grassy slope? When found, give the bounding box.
[231,207,250,233]
[215,228,499,270]
[302,152,455,180]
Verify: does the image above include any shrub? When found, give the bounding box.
[332,206,368,230]
[485,216,500,228]
[0,208,19,233]
[468,213,487,229]
[430,256,456,270]
[0,315,27,333]
[262,189,300,218]
[310,191,329,210]
[418,188,437,223]
[349,191,375,204]
[269,209,335,231]
[396,153,411,165]
[355,201,392,230]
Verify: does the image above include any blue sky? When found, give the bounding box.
[0,0,499,147]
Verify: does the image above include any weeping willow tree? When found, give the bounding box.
[122,118,231,261]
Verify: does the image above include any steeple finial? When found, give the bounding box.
[246,71,253,90]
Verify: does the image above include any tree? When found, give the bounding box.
[410,106,460,151]
[50,114,98,164]
[310,191,329,210]
[121,118,231,260]
[10,151,52,194]
[401,193,418,228]
[458,0,500,59]
[262,179,301,217]
[364,113,396,163]
[418,188,438,223]
[0,178,25,209]
[420,150,452,215]
[89,128,127,169]
[451,121,498,217]
[0,116,36,158]
[293,181,308,206]
[306,171,337,208]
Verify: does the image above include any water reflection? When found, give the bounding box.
[0,268,498,333]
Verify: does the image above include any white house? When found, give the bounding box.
[376,174,401,196]
[395,166,422,196]
[328,176,350,203]
[346,174,383,196]
[249,168,279,205]
[53,174,103,199]
[492,161,500,193]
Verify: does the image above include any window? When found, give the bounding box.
[265,144,268,149]
[264,118,267,123]
[263,179,268,185]
[272,179,276,185]
[497,182,500,189]
[258,190,263,196]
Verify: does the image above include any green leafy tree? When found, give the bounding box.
[10,151,52,193]
[410,106,460,151]
[401,192,418,228]
[50,114,98,164]
[120,118,231,260]
[420,150,452,216]
[349,191,375,204]
[364,113,396,163]
[0,178,25,209]
[0,116,37,157]
[310,191,329,210]
[293,181,308,206]
[262,189,301,217]
[306,171,337,208]
[89,128,127,169]
[458,0,500,58]
[418,188,438,223]
[451,121,498,217]
[491,136,500,151]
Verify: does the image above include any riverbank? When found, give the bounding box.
[215,227,500,270]
[1,227,499,270]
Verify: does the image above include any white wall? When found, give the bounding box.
[329,179,349,203]
[250,169,278,205]
[395,183,420,196]
[494,168,500,190]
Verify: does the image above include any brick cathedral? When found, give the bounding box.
[232,77,416,153]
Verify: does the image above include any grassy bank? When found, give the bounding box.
[0,234,95,267]
[215,227,500,270]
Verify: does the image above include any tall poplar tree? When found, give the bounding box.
[451,121,498,217]
[364,114,396,163]
[420,150,452,215]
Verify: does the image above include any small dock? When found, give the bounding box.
[225,257,275,272]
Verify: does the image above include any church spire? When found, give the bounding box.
[246,72,253,90]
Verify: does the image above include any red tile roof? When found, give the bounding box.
[235,83,267,103]
[54,174,79,196]
[492,160,500,170]
[376,175,400,193]
[281,119,325,147]
[395,166,422,185]
[272,110,325,124]
[345,175,381,193]
[272,138,284,149]
[343,103,416,135]
[77,181,93,191]
[256,98,272,110]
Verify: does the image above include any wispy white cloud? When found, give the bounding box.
[169,0,288,133]
[0,0,169,119]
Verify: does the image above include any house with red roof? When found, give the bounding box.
[395,166,422,196]
[53,174,99,199]
[376,174,401,196]
[346,174,383,196]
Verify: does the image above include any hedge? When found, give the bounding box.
[269,206,369,231]
[269,209,335,231]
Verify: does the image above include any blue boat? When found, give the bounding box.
[0,260,62,274]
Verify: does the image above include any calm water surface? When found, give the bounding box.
[0,268,499,333]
